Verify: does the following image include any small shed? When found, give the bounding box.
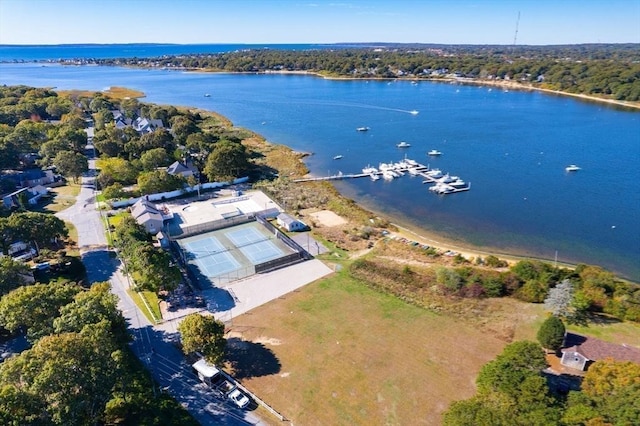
[276,213,308,232]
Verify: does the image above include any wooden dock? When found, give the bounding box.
[292,159,470,195]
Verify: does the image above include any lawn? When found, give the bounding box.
[227,266,508,425]
[42,183,81,213]
[127,289,162,324]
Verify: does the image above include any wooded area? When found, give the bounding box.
[87,44,640,102]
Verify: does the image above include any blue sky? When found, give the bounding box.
[1,0,639,45]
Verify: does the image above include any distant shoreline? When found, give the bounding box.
[259,69,640,110]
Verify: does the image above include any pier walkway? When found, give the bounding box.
[292,158,471,195]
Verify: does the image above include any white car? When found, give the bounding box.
[228,388,250,409]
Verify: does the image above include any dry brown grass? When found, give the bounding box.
[227,267,509,426]
[57,86,145,100]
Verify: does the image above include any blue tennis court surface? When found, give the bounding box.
[226,227,269,246]
[183,237,240,277]
[226,228,283,264]
[239,240,283,264]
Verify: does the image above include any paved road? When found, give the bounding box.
[55,146,264,425]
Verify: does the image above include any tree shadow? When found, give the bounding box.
[224,337,281,379]
[82,249,119,283]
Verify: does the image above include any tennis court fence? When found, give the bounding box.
[256,215,312,260]
[168,214,256,240]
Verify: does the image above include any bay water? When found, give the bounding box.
[1,61,638,280]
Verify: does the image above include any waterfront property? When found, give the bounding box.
[561,333,640,371]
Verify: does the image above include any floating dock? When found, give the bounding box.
[292,158,470,195]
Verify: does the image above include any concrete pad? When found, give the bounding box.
[212,259,334,321]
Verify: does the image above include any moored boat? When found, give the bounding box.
[356,126,370,132]
[565,164,581,172]
[333,155,343,160]
[427,149,442,156]
[397,141,411,148]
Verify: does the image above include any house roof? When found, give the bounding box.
[277,212,298,226]
[131,198,161,219]
[167,160,197,175]
[137,211,163,226]
[562,333,640,365]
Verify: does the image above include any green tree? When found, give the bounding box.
[8,212,68,254]
[0,321,123,425]
[101,182,128,200]
[203,140,249,182]
[0,256,30,296]
[177,313,226,365]
[53,282,128,340]
[53,150,88,183]
[137,170,185,195]
[140,147,171,171]
[536,315,566,352]
[0,281,80,342]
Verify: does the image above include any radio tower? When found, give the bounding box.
[513,11,521,46]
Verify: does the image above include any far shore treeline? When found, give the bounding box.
[69,44,640,103]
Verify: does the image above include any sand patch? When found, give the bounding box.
[309,210,347,227]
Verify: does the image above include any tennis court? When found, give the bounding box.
[225,228,284,264]
[182,237,240,277]
[176,221,297,286]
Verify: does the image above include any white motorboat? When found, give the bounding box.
[382,171,395,180]
[429,183,453,194]
[356,127,370,132]
[449,178,466,188]
[426,168,443,178]
[409,110,419,115]
[362,165,378,174]
[370,173,380,181]
[565,164,581,172]
[427,149,442,156]
[397,141,411,148]
[438,174,455,184]
[333,155,343,160]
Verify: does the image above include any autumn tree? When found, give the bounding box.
[563,359,640,425]
[177,313,226,365]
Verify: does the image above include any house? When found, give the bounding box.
[167,160,198,178]
[560,333,640,371]
[276,213,308,232]
[2,186,48,209]
[130,198,164,234]
[132,117,164,134]
[2,168,56,189]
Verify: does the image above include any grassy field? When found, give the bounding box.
[227,265,510,425]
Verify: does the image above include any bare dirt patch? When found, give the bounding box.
[309,210,348,227]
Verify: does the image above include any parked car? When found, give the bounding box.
[228,388,250,409]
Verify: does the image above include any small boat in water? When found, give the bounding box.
[370,173,380,181]
[565,164,581,172]
[333,155,343,160]
[397,141,411,148]
[409,110,419,115]
[356,127,370,132]
[204,93,211,97]
[427,149,442,156]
